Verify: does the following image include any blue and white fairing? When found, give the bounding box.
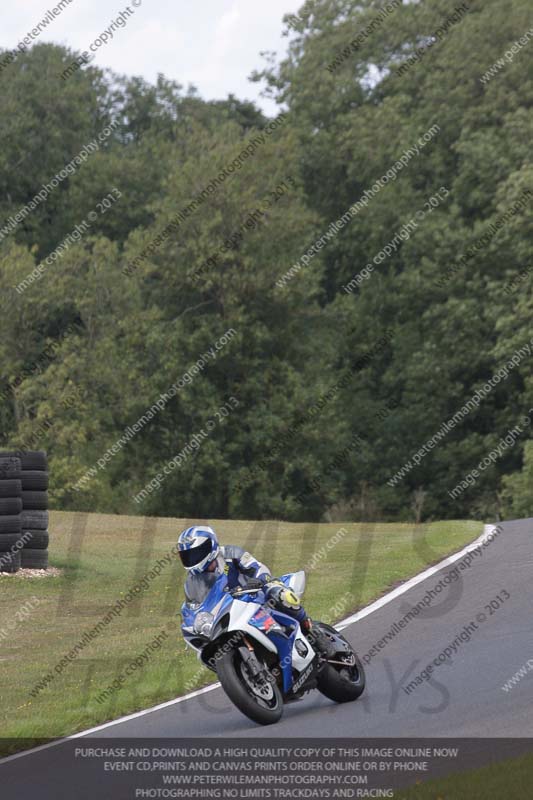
[181,571,315,694]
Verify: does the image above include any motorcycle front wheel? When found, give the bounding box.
[216,647,283,725]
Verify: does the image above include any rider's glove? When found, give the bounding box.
[265,582,302,610]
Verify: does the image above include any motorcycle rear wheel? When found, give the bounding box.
[317,652,366,703]
[217,648,283,725]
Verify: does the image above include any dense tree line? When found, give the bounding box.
[0,0,531,522]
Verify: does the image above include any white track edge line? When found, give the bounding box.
[0,523,497,765]
[336,523,497,630]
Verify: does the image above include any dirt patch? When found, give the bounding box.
[0,567,62,579]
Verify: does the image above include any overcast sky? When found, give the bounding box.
[2,0,303,115]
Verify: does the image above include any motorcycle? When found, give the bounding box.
[181,570,365,725]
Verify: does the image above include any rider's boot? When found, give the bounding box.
[301,618,334,659]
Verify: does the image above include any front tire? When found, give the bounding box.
[216,648,283,725]
[317,652,366,703]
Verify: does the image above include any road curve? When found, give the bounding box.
[1,517,532,798]
[87,517,533,738]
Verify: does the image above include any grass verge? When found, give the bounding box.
[0,512,481,751]
[396,750,533,799]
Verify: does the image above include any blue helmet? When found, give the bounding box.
[177,525,220,575]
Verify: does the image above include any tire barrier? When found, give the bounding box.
[0,451,49,572]
[0,456,22,573]
[21,549,49,569]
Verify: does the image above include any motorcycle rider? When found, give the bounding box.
[177,525,333,657]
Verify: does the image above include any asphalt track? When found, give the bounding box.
[89,517,533,739]
[2,517,532,797]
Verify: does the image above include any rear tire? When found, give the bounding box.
[317,653,366,703]
[217,648,283,725]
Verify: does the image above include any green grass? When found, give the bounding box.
[396,751,533,799]
[0,512,481,751]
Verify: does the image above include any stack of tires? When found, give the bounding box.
[0,450,49,570]
[0,456,23,573]
[20,451,49,570]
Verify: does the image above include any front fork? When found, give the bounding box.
[240,638,265,674]
[239,638,279,689]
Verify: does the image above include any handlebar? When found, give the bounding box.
[230,587,264,597]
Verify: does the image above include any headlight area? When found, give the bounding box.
[193,611,214,637]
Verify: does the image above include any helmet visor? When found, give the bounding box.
[179,538,213,568]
